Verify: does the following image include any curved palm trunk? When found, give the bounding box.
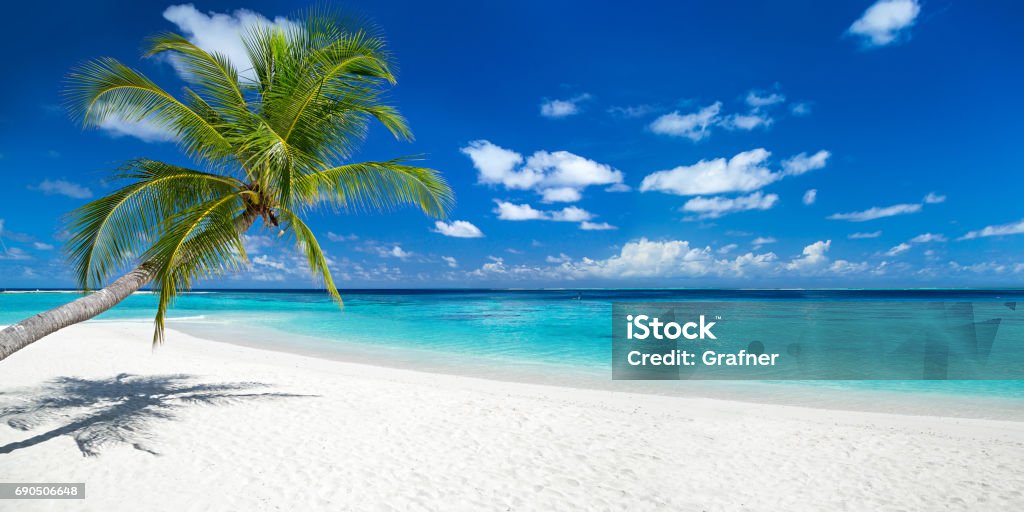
[0,265,157,360]
[0,212,258,362]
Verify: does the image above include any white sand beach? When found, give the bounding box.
[1,322,1022,511]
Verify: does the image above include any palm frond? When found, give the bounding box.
[65,160,244,290]
[233,122,329,209]
[242,12,408,167]
[277,207,342,307]
[65,57,234,163]
[291,158,453,218]
[241,24,290,103]
[277,32,396,142]
[142,195,247,344]
[144,32,250,121]
[281,84,411,165]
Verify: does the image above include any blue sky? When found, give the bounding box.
[1,0,1023,288]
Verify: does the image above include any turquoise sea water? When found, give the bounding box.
[2,289,1022,418]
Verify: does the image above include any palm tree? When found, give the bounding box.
[0,10,452,362]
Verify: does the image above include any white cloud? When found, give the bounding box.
[492,201,595,223]
[948,261,1019,275]
[31,179,93,199]
[790,102,812,116]
[253,254,287,270]
[786,240,831,271]
[959,219,1024,240]
[32,242,54,250]
[802,189,817,205]
[649,102,722,141]
[885,232,947,257]
[583,239,715,277]
[491,201,616,231]
[540,94,592,118]
[461,140,624,202]
[330,260,405,282]
[829,259,870,275]
[493,201,547,221]
[327,232,359,242]
[718,89,789,132]
[162,4,296,80]
[681,191,779,219]
[923,192,946,204]
[539,187,582,203]
[540,100,578,118]
[828,203,922,222]
[550,206,593,222]
[468,256,543,278]
[717,243,738,255]
[847,0,921,47]
[752,236,777,248]
[909,233,947,243]
[385,246,412,259]
[441,256,458,268]
[885,243,912,256]
[648,90,795,140]
[782,151,831,176]
[720,112,773,131]
[474,256,507,275]
[746,91,786,108]
[0,247,32,261]
[461,237,889,281]
[242,234,276,251]
[356,241,414,260]
[640,148,828,197]
[97,115,176,143]
[546,253,572,263]
[605,183,632,193]
[249,272,285,282]
[245,245,347,281]
[461,140,527,187]
[580,221,617,231]
[525,150,625,195]
[557,238,778,279]
[849,231,882,239]
[433,220,484,238]
[607,104,657,118]
[641,148,773,195]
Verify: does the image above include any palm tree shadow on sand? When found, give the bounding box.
[0,373,313,456]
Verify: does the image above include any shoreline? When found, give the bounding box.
[1,322,1023,510]
[6,320,1024,431]
[5,318,1023,422]
[165,318,1024,422]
